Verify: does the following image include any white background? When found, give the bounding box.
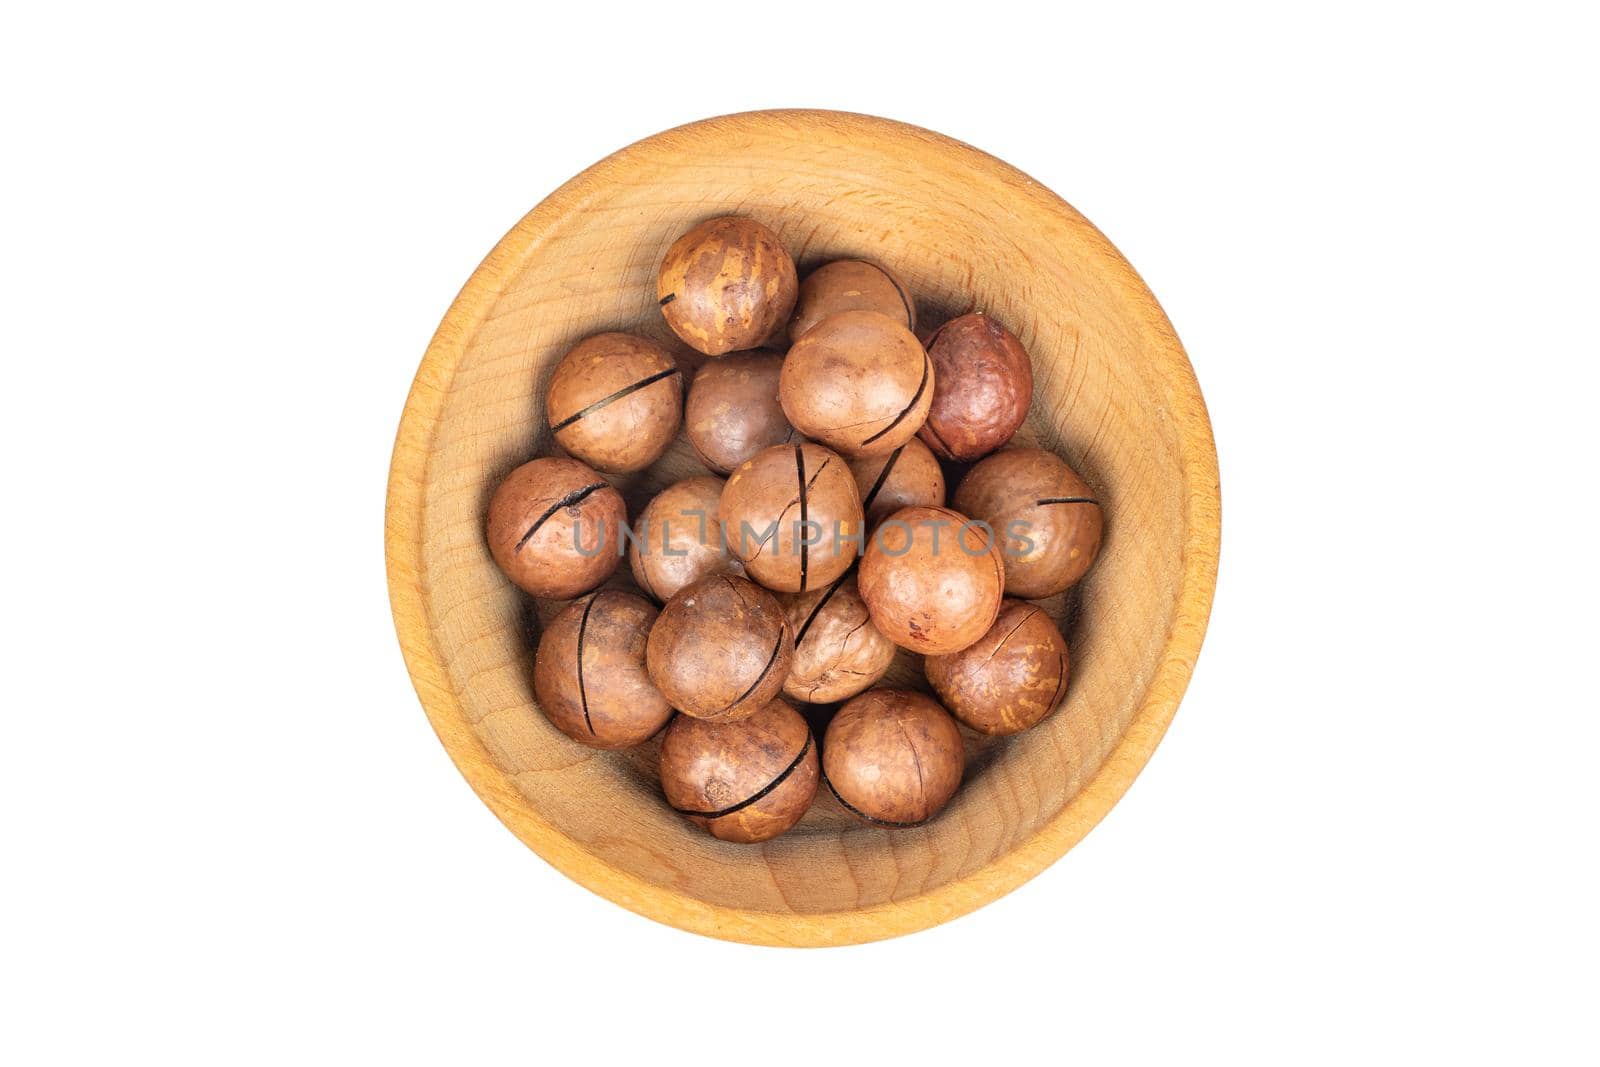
[3,3,1596,1063]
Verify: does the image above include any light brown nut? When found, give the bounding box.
[789,259,916,343]
[858,504,1005,655]
[848,436,946,530]
[683,351,793,474]
[925,599,1069,735]
[778,310,933,457]
[485,457,625,599]
[533,590,672,748]
[645,574,794,722]
[660,699,818,843]
[546,332,682,473]
[628,476,740,603]
[823,689,964,825]
[953,448,1103,597]
[656,216,798,356]
[780,576,895,704]
[720,442,863,594]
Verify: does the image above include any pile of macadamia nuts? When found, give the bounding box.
[486,216,1104,843]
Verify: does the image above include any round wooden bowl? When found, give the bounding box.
[386,111,1220,946]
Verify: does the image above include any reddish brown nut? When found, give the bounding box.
[778,310,933,458]
[953,448,1103,598]
[823,689,964,825]
[646,574,794,721]
[659,698,819,843]
[780,576,896,704]
[545,332,683,472]
[848,437,946,530]
[788,259,916,343]
[683,351,793,474]
[720,442,864,594]
[924,600,1069,735]
[486,457,625,599]
[533,590,672,748]
[859,504,1005,655]
[917,312,1033,462]
[656,216,798,356]
[628,476,739,603]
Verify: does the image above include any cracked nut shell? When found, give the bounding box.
[659,698,819,843]
[823,689,964,825]
[628,476,740,603]
[486,457,625,599]
[656,216,798,356]
[848,437,946,530]
[720,442,863,594]
[780,575,896,704]
[917,312,1033,462]
[645,574,794,721]
[778,309,933,458]
[533,590,672,748]
[683,351,793,474]
[859,504,1005,655]
[924,599,1070,735]
[788,259,916,343]
[953,448,1103,598]
[546,332,683,472]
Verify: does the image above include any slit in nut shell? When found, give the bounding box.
[924,599,1069,735]
[485,457,625,600]
[545,332,682,473]
[778,310,934,458]
[656,216,798,356]
[533,591,672,748]
[823,689,964,826]
[645,574,794,722]
[660,699,819,843]
[780,575,895,704]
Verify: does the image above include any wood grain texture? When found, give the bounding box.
[385,110,1221,946]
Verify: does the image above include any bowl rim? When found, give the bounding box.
[385,109,1221,947]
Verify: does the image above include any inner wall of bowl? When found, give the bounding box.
[418,127,1187,914]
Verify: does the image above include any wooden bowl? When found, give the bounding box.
[386,111,1220,946]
